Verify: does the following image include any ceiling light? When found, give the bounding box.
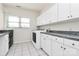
[16,6,21,8]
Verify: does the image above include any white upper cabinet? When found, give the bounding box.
[37,16,41,26]
[37,3,57,26]
[47,4,57,23]
[58,3,79,22]
[58,3,71,21]
[37,3,79,26]
[71,4,79,19]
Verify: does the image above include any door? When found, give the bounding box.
[71,3,79,19]
[58,3,70,21]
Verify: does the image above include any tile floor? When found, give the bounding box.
[7,42,47,56]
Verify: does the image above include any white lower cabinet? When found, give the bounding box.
[52,40,79,56]
[0,34,9,56]
[52,40,63,56]
[41,34,52,55]
[63,45,78,56]
[41,33,79,56]
[41,34,45,49]
[44,36,51,55]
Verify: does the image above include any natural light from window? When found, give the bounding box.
[8,16,30,28]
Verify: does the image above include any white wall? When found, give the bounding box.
[40,3,54,15]
[0,4,4,30]
[4,5,39,44]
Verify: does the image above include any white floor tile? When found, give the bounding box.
[7,42,47,56]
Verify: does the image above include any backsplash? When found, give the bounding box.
[37,19,79,31]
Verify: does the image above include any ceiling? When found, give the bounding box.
[3,3,53,12]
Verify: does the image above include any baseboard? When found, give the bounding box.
[13,40,31,44]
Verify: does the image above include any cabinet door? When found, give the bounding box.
[63,45,78,56]
[37,16,42,26]
[0,34,9,56]
[71,4,79,19]
[44,36,52,55]
[41,34,52,55]
[58,3,70,21]
[41,34,45,49]
[37,4,57,26]
[48,4,58,23]
[37,19,40,26]
[52,40,63,56]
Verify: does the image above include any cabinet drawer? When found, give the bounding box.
[63,45,78,56]
[52,36,63,43]
[64,38,79,49]
[52,41,63,56]
[51,36,63,43]
[56,37,63,43]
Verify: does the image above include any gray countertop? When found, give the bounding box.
[41,32,79,41]
[0,32,9,37]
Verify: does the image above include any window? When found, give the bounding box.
[21,18,30,27]
[8,16,19,27]
[7,16,30,28]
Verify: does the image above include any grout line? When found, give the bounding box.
[32,43,41,56]
[41,48,49,56]
[13,45,19,56]
[26,42,32,56]
[7,41,48,56]
[20,44,23,56]
[13,45,16,56]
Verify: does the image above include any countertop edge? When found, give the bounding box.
[0,32,9,37]
[41,32,79,41]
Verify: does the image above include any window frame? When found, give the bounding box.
[7,15,30,28]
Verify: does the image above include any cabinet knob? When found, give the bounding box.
[71,15,72,17]
[64,48,66,50]
[72,43,75,46]
[68,16,70,18]
[61,46,63,48]
[56,38,57,40]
